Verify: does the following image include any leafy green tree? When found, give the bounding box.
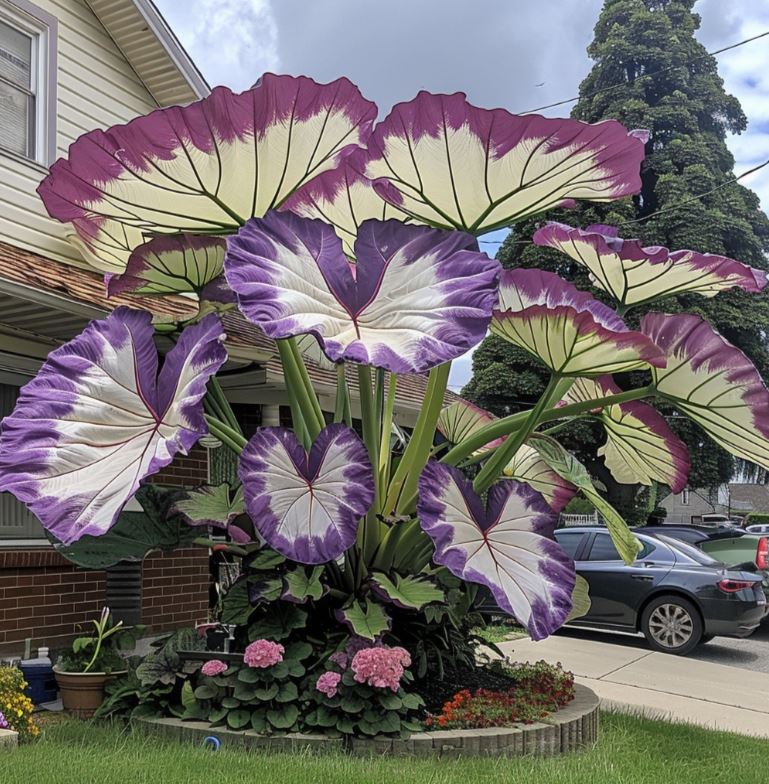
[464,0,769,518]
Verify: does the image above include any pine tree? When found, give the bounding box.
[463,0,769,518]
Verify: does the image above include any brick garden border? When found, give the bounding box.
[132,683,598,758]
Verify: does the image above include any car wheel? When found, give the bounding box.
[640,596,703,655]
[699,635,715,645]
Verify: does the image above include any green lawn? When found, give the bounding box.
[1,712,765,784]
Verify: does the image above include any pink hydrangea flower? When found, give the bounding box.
[243,639,284,668]
[201,659,228,677]
[350,645,411,691]
[315,671,342,698]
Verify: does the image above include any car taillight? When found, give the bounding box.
[717,579,755,593]
[757,537,768,570]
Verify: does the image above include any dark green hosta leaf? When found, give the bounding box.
[248,576,283,604]
[336,601,390,640]
[227,709,252,729]
[267,703,299,729]
[233,684,257,702]
[253,683,279,700]
[194,684,219,701]
[237,668,262,684]
[340,695,365,713]
[48,485,196,569]
[370,572,444,610]
[533,435,641,564]
[315,705,337,727]
[566,575,591,622]
[377,692,403,710]
[284,641,313,661]
[208,707,228,725]
[222,696,241,709]
[250,709,267,733]
[221,578,254,625]
[249,605,307,641]
[281,566,325,603]
[401,693,424,710]
[275,682,298,703]
[174,483,245,527]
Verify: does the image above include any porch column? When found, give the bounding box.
[261,404,281,427]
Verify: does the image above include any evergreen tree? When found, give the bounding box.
[463,0,769,518]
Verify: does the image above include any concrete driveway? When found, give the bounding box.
[498,630,769,738]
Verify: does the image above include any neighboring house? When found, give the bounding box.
[0,0,451,656]
[660,484,769,524]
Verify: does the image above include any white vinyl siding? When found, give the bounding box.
[0,18,35,158]
[0,0,158,265]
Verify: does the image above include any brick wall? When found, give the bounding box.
[0,451,213,657]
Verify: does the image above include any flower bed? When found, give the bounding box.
[132,683,599,758]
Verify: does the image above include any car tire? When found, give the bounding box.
[699,635,715,645]
[640,595,703,655]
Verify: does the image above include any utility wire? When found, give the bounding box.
[521,29,769,114]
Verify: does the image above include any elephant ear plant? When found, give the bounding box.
[2,73,769,730]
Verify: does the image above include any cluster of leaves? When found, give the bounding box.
[424,660,574,730]
[304,666,423,738]
[0,668,39,742]
[186,642,312,733]
[745,513,769,526]
[57,616,141,674]
[219,544,485,680]
[95,629,204,719]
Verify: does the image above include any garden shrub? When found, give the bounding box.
[0,667,39,741]
[746,513,769,525]
[188,640,312,732]
[303,643,423,737]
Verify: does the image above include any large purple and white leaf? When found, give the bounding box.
[491,269,665,375]
[238,424,374,564]
[641,313,769,470]
[225,211,500,373]
[362,91,647,233]
[37,74,377,272]
[562,377,689,492]
[417,460,574,640]
[0,309,227,544]
[437,399,504,453]
[503,444,577,513]
[534,223,767,308]
[281,156,409,257]
[107,235,229,298]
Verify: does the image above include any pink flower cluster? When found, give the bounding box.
[0,711,7,730]
[243,639,284,668]
[315,671,342,698]
[201,659,227,677]
[350,645,411,691]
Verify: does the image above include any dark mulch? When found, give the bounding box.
[413,665,517,715]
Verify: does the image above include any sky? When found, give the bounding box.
[156,0,769,390]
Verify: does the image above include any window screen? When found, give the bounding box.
[0,19,34,158]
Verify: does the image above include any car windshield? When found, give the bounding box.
[657,535,721,566]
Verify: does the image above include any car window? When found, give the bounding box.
[553,531,584,559]
[657,534,720,565]
[587,533,656,562]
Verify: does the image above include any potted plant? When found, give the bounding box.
[54,607,132,717]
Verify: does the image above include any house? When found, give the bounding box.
[660,484,769,524]
[0,0,447,656]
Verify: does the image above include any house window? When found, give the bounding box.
[0,0,56,165]
[0,382,46,541]
[681,489,690,505]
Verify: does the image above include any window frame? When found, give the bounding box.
[0,0,56,167]
[681,488,690,505]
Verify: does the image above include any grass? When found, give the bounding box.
[1,712,766,784]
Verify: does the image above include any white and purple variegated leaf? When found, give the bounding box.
[491,269,666,375]
[503,445,577,513]
[107,235,229,299]
[238,424,374,564]
[225,211,500,373]
[534,222,767,308]
[0,309,227,544]
[641,313,769,470]
[437,399,504,453]
[562,377,689,492]
[37,74,377,273]
[281,155,410,257]
[362,91,647,233]
[417,461,575,640]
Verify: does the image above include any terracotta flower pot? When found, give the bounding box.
[53,668,127,718]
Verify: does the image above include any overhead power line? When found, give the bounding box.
[521,29,769,115]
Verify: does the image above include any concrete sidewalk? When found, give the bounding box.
[498,635,769,738]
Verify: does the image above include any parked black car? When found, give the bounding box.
[553,527,768,655]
